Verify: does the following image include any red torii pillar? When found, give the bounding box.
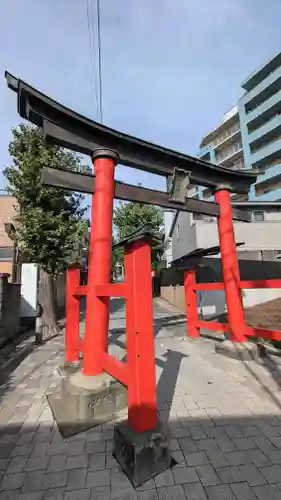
[83,149,118,376]
[215,187,247,342]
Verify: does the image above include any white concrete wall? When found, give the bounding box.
[196,220,281,253]
[197,287,281,319]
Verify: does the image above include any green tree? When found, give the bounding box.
[113,201,165,264]
[4,124,89,337]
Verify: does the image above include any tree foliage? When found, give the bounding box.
[4,124,89,276]
[113,201,165,264]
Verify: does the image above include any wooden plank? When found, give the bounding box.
[41,167,250,221]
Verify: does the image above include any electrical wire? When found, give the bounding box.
[86,0,103,124]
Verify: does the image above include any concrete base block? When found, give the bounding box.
[113,418,172,487]
[47,371,128,438]
[215,340,259,361]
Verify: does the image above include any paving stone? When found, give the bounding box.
[24,456,49,471]
[43,488,65,500]
[215,437,236,453]
[65,441,85,455]
[205,484,236,500]
[21,470,44,492]
[89,486,110,500]
[65,454,88,470]
[216,466,243,484]
[86,441,106,454]
[224,451,249,465]
[0,458,11,471]
[224,426,244,439]
[16,432,35,446]
[245,449,271,467]
[86,469,110,488]
[252,436,276,452]
[241,426,262,438]
[0,491,21,500]
[188,427,207,440]
[259,465,281,483]
[266,449,281,465]
[66,468,87,490]
[170,439,180,451]
[0,444,14,459]
[179,438,198,453]
[196,439,217,452]
[88,453,105,471]
[157,485,186,500]
[185,452,209,467]
[136,479,156,491]
[0,473,26,490]
[172,450,186,468]
[232,438,256,451]
[181,482,207,500]
[253,484,281,500]
[64,490,91,500]
[230,482,257,500]
[6,457,28,474]
[172,466,198,485]
[47,455,67,472]
[41,471,68,489]
[205,450,229,468]
[195,465,220,486]
[31,442,50,457]
[155,469,175,487]
[238,464,266,486]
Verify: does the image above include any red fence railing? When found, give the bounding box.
[184,269,281,342]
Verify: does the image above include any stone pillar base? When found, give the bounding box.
[215,340,259,361]
[113,418,172,487]
[47,371,128,438]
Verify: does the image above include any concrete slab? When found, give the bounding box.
[47,371,128,438]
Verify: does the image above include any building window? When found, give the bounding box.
[251,211,264,222]
[0,247,13,261]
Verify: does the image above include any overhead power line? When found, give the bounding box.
[86,0,103,124]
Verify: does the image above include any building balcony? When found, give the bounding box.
[213,128,241,152]
[248,114,281,144]
[216,147,243,167]
[250,138,281,169]
[242,66,281,106]
[246,89,281,126]
[241,52,281,92]
[254,168,281,198]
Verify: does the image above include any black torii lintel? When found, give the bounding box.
[5,71,259,194]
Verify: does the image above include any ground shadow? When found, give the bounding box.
[1,411,281,498]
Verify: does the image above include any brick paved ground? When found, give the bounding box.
[1,298,281,499]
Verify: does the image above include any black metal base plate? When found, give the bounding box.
[113,418,173,487]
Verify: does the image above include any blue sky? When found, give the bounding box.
[0,0,281,194]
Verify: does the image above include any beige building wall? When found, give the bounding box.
[0,195,17,276]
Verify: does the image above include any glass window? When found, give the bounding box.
[0,247,13,261]
[252,211,264,222]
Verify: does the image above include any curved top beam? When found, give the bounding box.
[5,71,258,193]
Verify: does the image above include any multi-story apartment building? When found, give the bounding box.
[164,51,281,263]
[199,50,281,202]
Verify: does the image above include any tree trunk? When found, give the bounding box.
[37,268,60,342]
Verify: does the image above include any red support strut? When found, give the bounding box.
[83,150,119,376]
[65,266,81,363]
[125,239,158,432]
[215,188,246,342]
[184,269,199,337]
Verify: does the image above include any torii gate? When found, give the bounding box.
[6,71,261,486]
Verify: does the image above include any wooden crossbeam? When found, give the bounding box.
[41,167,250,222]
